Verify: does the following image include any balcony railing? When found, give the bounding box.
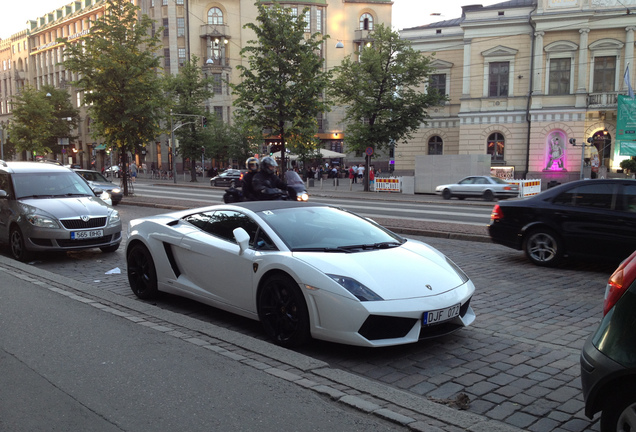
[587,91,620,108]
[203,57,230,68]
[200,24,229,39]
[354,29,372,42]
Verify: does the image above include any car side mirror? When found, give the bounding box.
[0,190,7,199]
[233,227,250,254]
[92,187,104,195]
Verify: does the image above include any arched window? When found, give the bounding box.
[359,13,373,31]
[208,7,223,25]
[487,133,505,161]
[428,136,443,155]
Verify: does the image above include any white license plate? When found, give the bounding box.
[422,304,460,326]
[71,229,103,240]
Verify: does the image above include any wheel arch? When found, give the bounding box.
[256,268,316,327]
[587,373,636,418]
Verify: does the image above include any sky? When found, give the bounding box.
[1,0,505,39]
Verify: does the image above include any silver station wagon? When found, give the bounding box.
[0,161,122,261]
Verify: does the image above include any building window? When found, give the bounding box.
[212,73,222,94]
[176,0,183,4]
[163,18,169,36]
[162,0,167,5]
[360,13,373,30]
[304,10,310,32]
[428,136,443,155]
[487,133,505,161]
[178,48,186,67]
[214,106,223,120]
[208,8,223,25]
[548,58,571,95]
[593,56,616,92]
[429,73,446,99]
[316,9,322,33]
[489,62,509,97]
[177,18,185,37]
[164,48,170,67]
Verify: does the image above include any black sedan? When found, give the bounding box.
[210,169,246,188]
[580,250,636,432]
[488,179,636,266]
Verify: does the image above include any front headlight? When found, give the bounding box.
[26,214,60,229]
[108,210,120,227]
[100,191,111,201]
[111,188,121,194]
[297,192,309,201]
[327,274,383,301]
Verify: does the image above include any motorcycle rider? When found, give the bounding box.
[242,157,260,201]
[252,156,287,200]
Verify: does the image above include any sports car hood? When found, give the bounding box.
[294,241,467,300]
[20,196,111,218]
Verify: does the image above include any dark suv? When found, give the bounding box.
[581,250,636,431]
[0,161,122,261]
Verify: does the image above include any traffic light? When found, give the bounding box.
[202,117,208,128]
[569,138,576,145]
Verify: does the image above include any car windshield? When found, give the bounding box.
[258,206,405,252]
[12,172,95,199]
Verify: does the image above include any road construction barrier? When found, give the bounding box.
[507,179,542,197]
[375,177,401,192]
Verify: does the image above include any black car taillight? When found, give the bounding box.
[604,250,636,316]
[490,204,503,221]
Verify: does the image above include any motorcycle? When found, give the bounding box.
[223,184,309,204]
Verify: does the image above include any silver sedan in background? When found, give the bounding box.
[436,176,520,201]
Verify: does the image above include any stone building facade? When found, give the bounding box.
[399,0,636,183]
[0,0,393,172]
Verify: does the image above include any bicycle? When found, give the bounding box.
[120,176,135,196]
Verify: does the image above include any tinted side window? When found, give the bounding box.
[621,183,636,213]
[552,183,616,209]
[186,210,259,244]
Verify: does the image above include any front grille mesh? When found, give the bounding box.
[60,217,107,230]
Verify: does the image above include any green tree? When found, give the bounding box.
[226,113,261,166]
[230,1,331,176]
[62,0,165,195]
[330,23,439,191]
[8,85,78,159]
[620,158,636,174]
[164,57,214,182]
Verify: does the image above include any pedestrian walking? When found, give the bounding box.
[130,161,138,182]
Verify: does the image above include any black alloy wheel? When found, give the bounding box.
[442,189,452,200]
[127,243,158,299]
[257,274,310,348]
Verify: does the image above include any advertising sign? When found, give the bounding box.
[617,95,636,156]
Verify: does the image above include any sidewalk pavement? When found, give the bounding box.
[126,174,493,242]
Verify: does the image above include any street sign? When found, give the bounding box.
[365,147,373,156]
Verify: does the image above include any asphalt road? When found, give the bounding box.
[1,183,618,432]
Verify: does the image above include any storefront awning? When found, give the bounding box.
[620,141,636,156]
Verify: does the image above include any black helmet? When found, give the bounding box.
[246,157,260,172]
[261,156,278,174]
